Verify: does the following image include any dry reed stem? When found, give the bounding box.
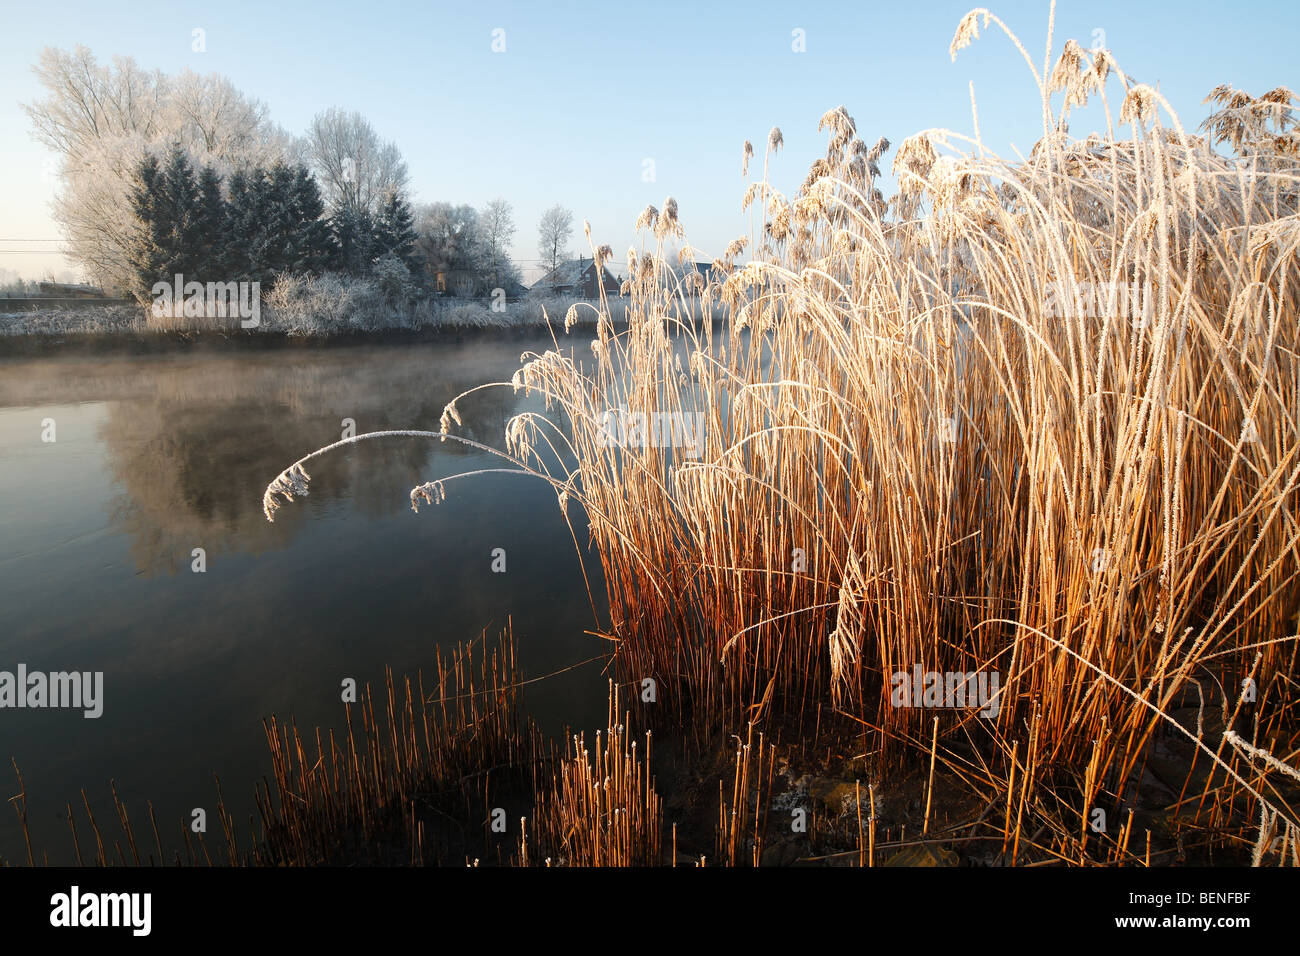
[253,5,1300,864]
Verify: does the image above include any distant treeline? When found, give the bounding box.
[126,144,417,300]
[23,49,531,306]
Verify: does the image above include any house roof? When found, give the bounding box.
[531,258,619,291]
[686,260,725,280]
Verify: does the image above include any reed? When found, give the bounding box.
[250,624,547,865]
[464,7,1300,861]
[713,722,777,866]
[259,4,1300,864]
[529,681,663,866]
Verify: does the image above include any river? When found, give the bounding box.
[0,333,610,865]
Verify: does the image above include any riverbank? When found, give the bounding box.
[0,317,1284,867]
[0,295,669,356]
[0,318,601,357]
[0,296,729,356]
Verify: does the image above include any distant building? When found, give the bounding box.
[494,276,529,300]
[426,267,527,300]
[683,260,726,288]
[433,269,480,297]
[531,257,621,298]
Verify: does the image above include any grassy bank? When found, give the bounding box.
[0,294,717,355]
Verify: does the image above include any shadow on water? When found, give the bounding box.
[0,334,610,864]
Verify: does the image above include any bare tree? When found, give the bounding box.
[23,46,165,158]
[166,70,292,159]
[24,48,288,176]
[303,108,408,219]
[23,46,288,291]
[537,204,573,284]
[414,202,484,292]
[480,198,517,289]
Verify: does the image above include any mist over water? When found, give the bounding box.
[0,335,609,864]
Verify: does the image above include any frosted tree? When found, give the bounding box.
[164,70,293,161]
[537,204,573,284]
[54,132,154,290]
[23,47,164,156]
[414,202,485,293]
[303,108,409,220]
[23,46,290,291]
[480,198,519,290]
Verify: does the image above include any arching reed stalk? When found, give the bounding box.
[262,5,1300,863]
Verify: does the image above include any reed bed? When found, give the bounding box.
[7,626,553,867]
[449,10,1300,861]
[528,681,663,866]
[261,5,1300,863]
[251,625,548,865]
[714,723,778,866]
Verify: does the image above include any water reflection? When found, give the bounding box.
[0,336,608,864]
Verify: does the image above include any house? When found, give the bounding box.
[683,260,726,288]
[432,269,480,297]
[497,276,529,300]
[424,265,528,300]
[531,257,621,298]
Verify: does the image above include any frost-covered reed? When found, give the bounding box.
[262,5,1300,863]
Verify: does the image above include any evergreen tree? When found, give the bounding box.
[125,144,204,296]
[373,187,417,271]
[194,163,229,277]
[248,162,294,278]
[127,152,166,297]
[328,205,375,276]
[159,143,204,278]
[224,168,257,280]
[291,165,334,274]
[127,155,335,292]
[220,162,332,283]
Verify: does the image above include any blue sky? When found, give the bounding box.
[2,0,1297,281]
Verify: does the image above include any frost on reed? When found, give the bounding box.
[262,6,1300,862]
[477,12,1300,858]
[528,681,663,866]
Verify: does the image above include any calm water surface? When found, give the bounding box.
[0,334,610,864]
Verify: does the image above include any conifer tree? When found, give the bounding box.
[126,144,205,296]
[224,167,257,280]
[291,165,334,274]
[329,205,375,276]
[194,163,229,277]
[159,143,204,278]
[127,152,166,297]
[373,187,417,270]
[248,162,294,278]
